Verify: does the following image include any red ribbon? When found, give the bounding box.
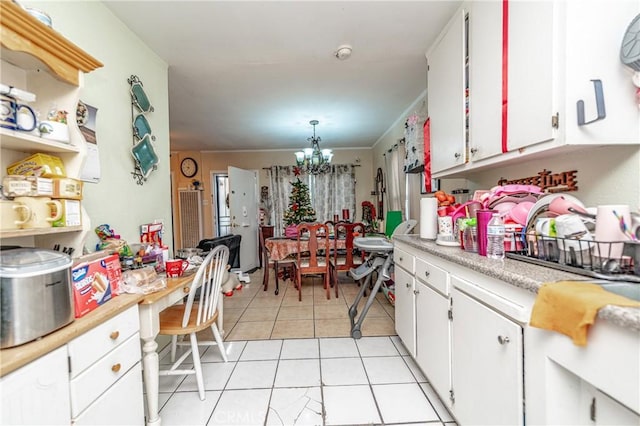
[501,0,509,153]
[423,118,431,192]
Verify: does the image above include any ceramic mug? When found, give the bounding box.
[39,120,70,142]
[0,94,37,131]
[0,200,32,230]
[595,205,631,259]
[165,259,189,278]
[13,196,62,229]
[437,215,453,236]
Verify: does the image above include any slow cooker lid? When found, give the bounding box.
[0,248,72,277]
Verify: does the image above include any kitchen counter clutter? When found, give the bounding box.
[394,234,640,331]
[393,234,640,425]
[0,292,142,378]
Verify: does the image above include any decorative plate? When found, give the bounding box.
[130,81,153,113]
[133,113,152,140]
[131,134,159,178]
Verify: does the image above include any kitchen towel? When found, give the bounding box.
[420,197,438,239]
[530,281,640,346]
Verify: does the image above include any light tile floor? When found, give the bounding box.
[154,268,458,425]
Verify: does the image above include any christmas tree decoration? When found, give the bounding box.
[283,176,316,228]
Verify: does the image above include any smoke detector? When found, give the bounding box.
[335,44,352,60]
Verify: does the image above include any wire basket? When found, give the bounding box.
[507,233,640,280]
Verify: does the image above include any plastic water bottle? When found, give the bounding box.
[486,213,505,260]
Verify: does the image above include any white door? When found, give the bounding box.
[228,166,258,272]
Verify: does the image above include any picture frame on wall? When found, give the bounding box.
[420,171,439,194]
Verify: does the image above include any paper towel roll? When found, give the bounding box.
[420,197,438,239]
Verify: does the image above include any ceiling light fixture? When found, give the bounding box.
[294,120,333,175]
[335,44,352,60]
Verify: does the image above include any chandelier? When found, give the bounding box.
[294,120,333,174]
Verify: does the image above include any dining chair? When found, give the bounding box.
[293,222,331,301]
[158,245,229,401]
[330,221,365,297]
[260,226,295,295]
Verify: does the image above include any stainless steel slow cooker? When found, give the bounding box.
[0,248,74,348]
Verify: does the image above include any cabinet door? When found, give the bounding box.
[415,280,451,405]
[451,287,524,425]
[507,1,557,151]
[428,8,467,173]
[579,381,640,426]
[468,0,503,161]
[72,362,144,426]
[0,345,71,425]
[394,265,416,356]
[564,1,640,145]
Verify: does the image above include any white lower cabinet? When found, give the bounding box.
[579,381,640,426]
[414,279,451,404]
[0,346,71,425]
[394,258,416,356]
[0,304,144,425]
[69,304,144,424]
[450,283,524,425]
[72,362,144,426]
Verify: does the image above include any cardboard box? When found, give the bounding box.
[2,175,54,197]
[52,199,82,227]
[53,177,83,200]
[6,153,66,178]
[71,253,123,318]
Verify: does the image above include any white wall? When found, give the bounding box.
[23,1,172,253]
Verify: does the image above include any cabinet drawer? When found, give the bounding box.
[70,332,141,418]
[72,361,144,426]
[394,247,414,273]
[68,304,139,378]
[415,258,448,295]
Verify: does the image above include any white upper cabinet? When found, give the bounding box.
[428,8,468,174]
[468,0,503,162]
[507,1,557,151]
[561,1,640,145]
[428,0,639,178]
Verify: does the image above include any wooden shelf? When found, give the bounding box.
[0,225,83,240]
[0,1,103,86]
[0,128,80,154]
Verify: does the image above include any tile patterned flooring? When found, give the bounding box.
[154,268,457,425]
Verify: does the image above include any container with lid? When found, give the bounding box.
[1,248,74,348]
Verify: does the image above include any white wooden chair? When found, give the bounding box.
[158,245,229,400]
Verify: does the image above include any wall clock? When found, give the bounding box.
[180,157,198,178]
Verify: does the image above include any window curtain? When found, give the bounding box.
[384,141,407,216]
[268,166,297,236]
[311,164,356,223]
[268,165,356,235]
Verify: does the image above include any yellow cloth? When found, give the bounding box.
[530,281,640,346]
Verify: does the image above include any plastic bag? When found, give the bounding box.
[121,266,167,294]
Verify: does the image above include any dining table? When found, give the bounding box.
[263,236,346,294]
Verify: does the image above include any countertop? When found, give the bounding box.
[0,275,194,378]
[0,293,144,378]
[394,234,640,332]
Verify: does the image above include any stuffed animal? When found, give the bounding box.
[221,264,243,297]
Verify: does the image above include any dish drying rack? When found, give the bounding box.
[505,234,640,283]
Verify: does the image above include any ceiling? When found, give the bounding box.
[104,1,462,152]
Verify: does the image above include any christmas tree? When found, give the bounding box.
[283,169,316,226]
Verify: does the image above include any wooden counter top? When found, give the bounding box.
[0,275,194,378]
